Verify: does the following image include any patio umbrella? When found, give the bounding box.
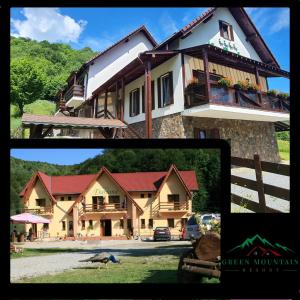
[10,213,50,224]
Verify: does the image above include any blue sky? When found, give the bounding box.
[10,7,290,92]
[11,149,103,165]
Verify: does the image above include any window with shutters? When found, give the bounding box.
[158,72,174,108]
[219,20,234,41]
[142,81,155,113]
[129,88,140,117]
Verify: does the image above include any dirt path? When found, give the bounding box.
[11,240,191,282]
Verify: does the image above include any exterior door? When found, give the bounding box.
[100,220,111,236]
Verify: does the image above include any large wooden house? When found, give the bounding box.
[20,165,198,239]
[22,7,290,162]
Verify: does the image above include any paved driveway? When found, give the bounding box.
[231,167,290,213]
[11,240,191,282]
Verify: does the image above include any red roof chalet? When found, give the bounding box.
[20,166,199,198]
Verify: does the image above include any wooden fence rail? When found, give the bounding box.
[231,154,290,213]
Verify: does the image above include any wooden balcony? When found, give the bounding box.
[184,84,290,114]
[61,84,84,109]
[80,203,127,215]
[158,202,189,212]
[24,207,53,215]
[64,84,84,102]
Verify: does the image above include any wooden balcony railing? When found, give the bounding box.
[159,202,189,211]
[184,84,290,113]
[24,207,53,215]
[80,203,126,214]
[64,84,84,102]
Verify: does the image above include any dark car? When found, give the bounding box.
[153,227,171,241]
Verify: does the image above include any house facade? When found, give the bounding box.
[20,165,198,239]
[51,7,290,162]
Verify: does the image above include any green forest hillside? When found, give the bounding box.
[11,149,221,215]
[10,36,97,137]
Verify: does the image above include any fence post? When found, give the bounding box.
[253,154,266,213]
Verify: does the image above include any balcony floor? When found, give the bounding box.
[182,103,290,122]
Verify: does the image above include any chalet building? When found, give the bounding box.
[22,7,290,162]
[20,165,198,239]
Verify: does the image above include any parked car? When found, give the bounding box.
[153,227,171,241]
[183,213,220,240]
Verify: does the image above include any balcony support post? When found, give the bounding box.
[104,89,108,118]
[255,67,262,104]
[72,205,79,239]
[144,59,152,138]
[202,48,211,102]
[131,203,137,238]
[121,78,125,122]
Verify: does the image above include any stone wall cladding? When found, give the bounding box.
[183,117,280,162]
[130,114,280,162]
[130,113,186,138]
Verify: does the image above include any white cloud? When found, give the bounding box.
[269,8,289,33]
[245,7,289,35]
[11,8,87,43]
[82,37,114,52]
[159,13,178,37]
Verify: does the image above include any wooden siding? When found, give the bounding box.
[185,55,267,92]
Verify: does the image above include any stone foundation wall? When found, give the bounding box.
[130,113,186,138]
[130,114,280,162]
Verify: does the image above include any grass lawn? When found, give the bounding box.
[15,255,219,284]
[11,248,86,259]
[277,139,290,161]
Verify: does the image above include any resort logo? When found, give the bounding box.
[222,234,298,273]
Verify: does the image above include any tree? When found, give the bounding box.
[11,58,45,116]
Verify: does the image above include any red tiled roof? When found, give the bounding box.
[51,174,95,195]
[20,169,198,197]
[112,170,198,192]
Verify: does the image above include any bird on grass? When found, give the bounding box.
[79,252,120,269]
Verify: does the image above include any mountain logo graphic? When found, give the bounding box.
[228,234,295,257]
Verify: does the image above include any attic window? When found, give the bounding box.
[36,198,46,207]
[219,20,234,41]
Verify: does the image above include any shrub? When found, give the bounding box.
[217,77,232,88]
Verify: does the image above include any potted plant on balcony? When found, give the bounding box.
[185,77,205,107]
[247,82,260,93]
[233,80,248,91]
[217,77,232,88]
